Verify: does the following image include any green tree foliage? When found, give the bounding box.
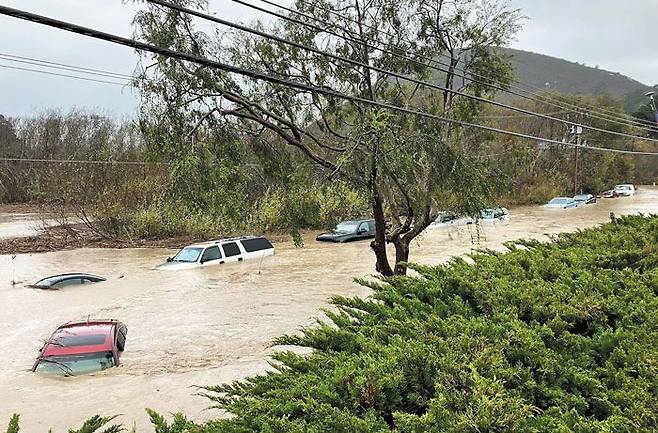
[479,92,652,203]
[4,415,19,433]
[133,0,523,275]
[0,110,145,203]
[4,415,123,433]
[67,416,124,433]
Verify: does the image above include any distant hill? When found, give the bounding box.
[502,48,654,112]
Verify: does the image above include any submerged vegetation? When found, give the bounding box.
[7,215,657,431]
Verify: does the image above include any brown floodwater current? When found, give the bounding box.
[1,188,657,431]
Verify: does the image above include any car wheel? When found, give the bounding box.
[116,326,127,351]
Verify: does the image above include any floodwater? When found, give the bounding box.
[1,188,657,431]
[0,213,43,240]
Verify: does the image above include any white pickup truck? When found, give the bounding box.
[157,236,274,270]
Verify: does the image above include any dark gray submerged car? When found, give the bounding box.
[28,273,106,290]
[316,219,376,242]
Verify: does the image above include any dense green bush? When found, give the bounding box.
[252,181,369,233]
[7,216,657,432]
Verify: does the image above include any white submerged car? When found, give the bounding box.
[157,236,275,270]
[613,184,635,197]
[427,208,510,230]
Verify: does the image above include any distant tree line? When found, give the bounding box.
[0,110,147,203]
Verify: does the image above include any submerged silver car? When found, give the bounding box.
[28,273,106,290]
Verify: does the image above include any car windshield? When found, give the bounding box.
[33,276,60,287]
[480,209,495,219]
[434,212,456,223]
[549,198,570,205]
[574,195,589,201]
[35,351,115,376]
[615,185,630,190]
[173,247,203,263]
[334,222,359,233]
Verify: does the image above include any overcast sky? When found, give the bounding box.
[1,0,657,117]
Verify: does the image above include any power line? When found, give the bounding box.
[251,0,656,131]
[0,63,131,86]
[0,157,164,166]
[147,0,658,144]
[481,111,568,119]
[1,4,656,157]
[285,0,658,129]
[0,52,134,80]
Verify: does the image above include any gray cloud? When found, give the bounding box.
[1,0,656,117]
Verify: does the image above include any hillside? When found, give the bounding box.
[503,48,654,111]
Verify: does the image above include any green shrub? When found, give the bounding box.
[252,181,369,232]
[199,215,658,432]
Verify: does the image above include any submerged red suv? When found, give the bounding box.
[32,320,127,376]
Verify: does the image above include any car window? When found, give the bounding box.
[173,247,203,263]
[335,222,359,233]
[201,246,221,262]
[358,222,369,232]
[222,242,241,257]
[480,210,494,219]
[35,351,115,376]
[52,278,84,288]
[368,221,376,231]
[53,334,107,347]
[241,237,273,252]
[34,276,61,287]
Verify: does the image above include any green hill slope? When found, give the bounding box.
[504,48,654,111]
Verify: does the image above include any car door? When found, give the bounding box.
[356,222,370,239]
[221,242,242,263]
[200,246,222,267]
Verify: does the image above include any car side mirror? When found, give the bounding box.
[200,258,206,264]
[166,257,173,262]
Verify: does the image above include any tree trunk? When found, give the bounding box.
[370,184,394,277]
[392,238,410,275]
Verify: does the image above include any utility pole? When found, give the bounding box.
[647,91,657,127]
[571,113,584,196]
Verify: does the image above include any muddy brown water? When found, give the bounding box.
[1,189,657,431]
[0,213,43,240]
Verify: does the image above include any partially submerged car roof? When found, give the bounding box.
[41,320,120,357]
[337,218,374,224]
[30,273,106,288]
[184,235,273,249]
[38,272,105,280]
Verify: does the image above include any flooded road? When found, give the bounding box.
[1,188,657,431]
[0,212,43,240]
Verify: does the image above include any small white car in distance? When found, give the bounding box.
[157,236,274,270]
[613,184,635,197]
